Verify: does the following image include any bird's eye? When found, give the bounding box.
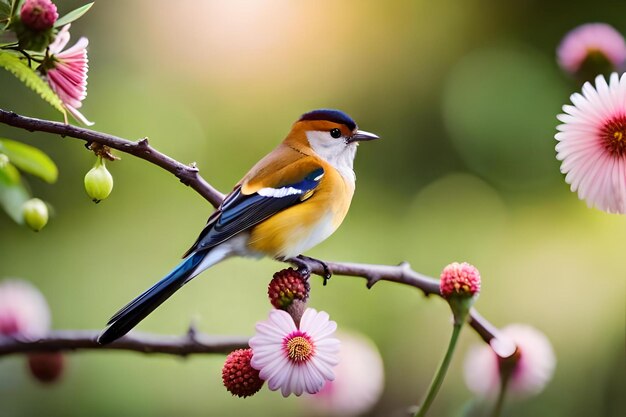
[330,128,342,138]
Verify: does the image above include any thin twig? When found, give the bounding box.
[0,330,249,356]
[0,109,224,207]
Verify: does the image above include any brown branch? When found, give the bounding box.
[0,330,249,356]
[0,109,501,357]
[295,259,496,344]
[0,109,224,207]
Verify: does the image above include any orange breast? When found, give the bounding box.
[247,164,354,259]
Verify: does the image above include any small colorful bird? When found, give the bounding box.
[98,109,380,344]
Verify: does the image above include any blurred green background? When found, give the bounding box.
[1,0,625,416]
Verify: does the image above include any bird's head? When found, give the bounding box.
[285,109,380,164]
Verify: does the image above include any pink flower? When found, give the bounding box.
[557,23,626,75]
[43,25,93,126]
[463,324,556,399]
[20,0,58,31]
[249,308,340,397]
[439,262,481,299]
[306,332,384,416]
[555,73,626,214]
[0,279,50,339]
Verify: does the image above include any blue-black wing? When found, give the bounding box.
[183,167,324,256]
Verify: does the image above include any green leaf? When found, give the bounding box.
[55,2,94,28]
[0,50,66,115]
[0,138,58,183]
[3,0,19,30]
[0,179,29,223]
[0,1,10,21]
[0,160,21,185]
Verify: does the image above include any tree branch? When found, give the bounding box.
[0,109,502,357]
[0,330,249,356]
[293,259,497,344]
[0,109,224,207]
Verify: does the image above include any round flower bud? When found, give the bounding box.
[22,198,49,232]
[20,0,58,31]
[439,262,481,299]
[84,157,114,203]
[268,268,310,310]
[222,348,264,398]
[27,352,65,384]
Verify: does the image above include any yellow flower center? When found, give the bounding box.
[286,336,314,362]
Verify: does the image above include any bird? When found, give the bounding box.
[97,109,380,344]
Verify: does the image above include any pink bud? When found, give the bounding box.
[222,349,264,398]
[20,0,58,31]
[439,262,481,299]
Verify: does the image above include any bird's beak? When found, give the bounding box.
[348,130,380,143]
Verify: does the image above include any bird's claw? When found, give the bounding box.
[296,255,332,285]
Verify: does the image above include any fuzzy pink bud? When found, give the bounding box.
[222,348,264,398]
[20,0,58,31]
[439,262,481,299]
[268,268,310,309]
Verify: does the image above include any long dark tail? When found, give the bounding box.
[97,251,206,345]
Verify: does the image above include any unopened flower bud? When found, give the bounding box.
[268,268,309,310]
[27,352,65,384]
[440,262,481,324]
[440,262,481,299]
[222,348,264,398]
[20,0,58,31]
[22,198,49,232]
[84,157,113,203]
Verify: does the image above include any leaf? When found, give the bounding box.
[54,2,94,27]
[0,160,21,185]
[0,138,58,183]
[0,50,66,115]
[0,179,29,223]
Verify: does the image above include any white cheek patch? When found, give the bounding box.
[257,186,302,198]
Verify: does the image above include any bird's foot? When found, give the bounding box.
[295,255,332,286]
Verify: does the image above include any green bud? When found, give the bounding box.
[22,198,49,231]
[0,154,8,168]
[84,157,113,203]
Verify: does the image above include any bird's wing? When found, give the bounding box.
[183,150,324,256]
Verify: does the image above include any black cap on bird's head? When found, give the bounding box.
[299,109,357,131]
[297,109,379,143]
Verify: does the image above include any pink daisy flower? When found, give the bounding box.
[0,279,50,339]
[557,23,626,75]
[42,24,93,126]
[249,308,340,397]
[463,324,556,399]
[306,332,384,416]
[555,72,626,214]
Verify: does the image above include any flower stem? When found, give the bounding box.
[415,322,463,417]
[490,364,511,417]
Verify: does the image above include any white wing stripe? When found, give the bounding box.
[257,186,302,198]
